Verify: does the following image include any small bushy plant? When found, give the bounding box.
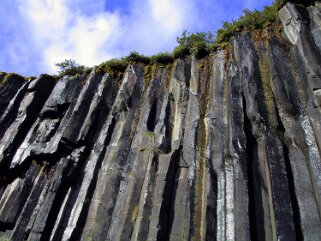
[127,51,151,64]
[215,4,278,44]
[173,30,214,59]
[103,58,128,72]
[150,52,174,64]
[191,41,210,58]
[173,45,190,59]
[97,51,151,77]
[56,59,87,76]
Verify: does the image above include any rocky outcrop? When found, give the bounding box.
[1,2,321,241]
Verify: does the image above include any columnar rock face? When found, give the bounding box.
[1,3,321,241]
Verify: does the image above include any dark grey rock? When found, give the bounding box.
[0,73,25,116]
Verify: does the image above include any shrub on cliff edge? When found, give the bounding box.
[173,31,214,59]
[56,59,87,76]
[150,52,174,64]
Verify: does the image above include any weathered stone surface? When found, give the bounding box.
[0,73,25,116]
[0,2,321,241]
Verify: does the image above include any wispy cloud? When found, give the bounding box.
[0,0,273,76]
[18,0,122,73]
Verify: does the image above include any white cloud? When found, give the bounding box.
[14,0,194,74]
[43,13,121,69]
[18,0,122,73]
[149,0,184,34]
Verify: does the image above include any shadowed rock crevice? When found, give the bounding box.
[39,159,76,241]
[147,98,158,132]
[164,95,175,141]
[156,148,181,241]
[243,94,264,241]
[40,103,70,120]
[274,103,304,241]
[205,166,217,241]
[135,155,159,241]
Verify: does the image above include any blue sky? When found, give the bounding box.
[0,0,273,76]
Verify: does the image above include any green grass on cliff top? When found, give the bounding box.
[56,0,313,77]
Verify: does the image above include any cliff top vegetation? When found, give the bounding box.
[56,0,315,77]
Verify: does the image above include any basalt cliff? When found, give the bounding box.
[1,2,321,241]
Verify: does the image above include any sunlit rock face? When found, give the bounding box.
[1,2,321,241]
